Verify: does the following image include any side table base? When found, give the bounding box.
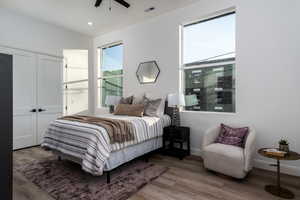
[265,185,294,199]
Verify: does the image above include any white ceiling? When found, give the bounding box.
[0,0,199,36]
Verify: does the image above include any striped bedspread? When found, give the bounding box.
[42,114,171,176]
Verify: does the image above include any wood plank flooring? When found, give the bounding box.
[13,147,300,200]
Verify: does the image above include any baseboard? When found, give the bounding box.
[190,148,300,177]
[191,148,202,156]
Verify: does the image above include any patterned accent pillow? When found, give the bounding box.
[119,96,133,104]
[143,97,162,117]
[215,124,249,148]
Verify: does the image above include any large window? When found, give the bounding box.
[98,43,123,107]
[182,12,236,113]
[63,49,89,115]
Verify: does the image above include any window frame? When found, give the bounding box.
[179,9,237,114]
[63,50,89,116]
[97,41,124,108]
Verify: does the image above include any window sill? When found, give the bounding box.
[180,110,237,116]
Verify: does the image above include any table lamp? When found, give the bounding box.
[167,93,185,127]
[105,95,121,113]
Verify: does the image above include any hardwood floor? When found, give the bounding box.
[13,147,300,200]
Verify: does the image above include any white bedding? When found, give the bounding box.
[42,114,171,175]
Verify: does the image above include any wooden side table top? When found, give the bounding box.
[258,148,300,161]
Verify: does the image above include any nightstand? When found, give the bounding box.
[162,126,190,159]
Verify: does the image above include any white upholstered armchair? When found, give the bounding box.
[202,126,256,179]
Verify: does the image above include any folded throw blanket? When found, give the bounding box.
[60,115,134,144]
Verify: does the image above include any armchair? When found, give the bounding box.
[202,125,256,179]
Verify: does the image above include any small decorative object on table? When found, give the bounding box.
[258,148,300,199]
[162,126,190,160]
[105,95,121,113]
[264,148,287,158]
[279,139,290,153]
[167,93,185,127]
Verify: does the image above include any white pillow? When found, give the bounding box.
[132,93,146,105]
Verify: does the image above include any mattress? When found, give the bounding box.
[42,114,171,175]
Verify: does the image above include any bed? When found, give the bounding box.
[41,113,171,183]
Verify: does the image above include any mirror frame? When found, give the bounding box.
[136,61,160,84]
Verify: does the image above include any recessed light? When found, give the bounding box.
[88,22,93,26]
[145,7,155,13]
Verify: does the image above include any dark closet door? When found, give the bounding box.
[0,53,13,200]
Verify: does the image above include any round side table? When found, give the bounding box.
[258,148,300,199]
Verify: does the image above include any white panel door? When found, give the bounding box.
[37,55,63,144]
[8,49,37,150]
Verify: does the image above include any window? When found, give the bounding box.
[182,12,236,113]
[63,50,89,115]
[98,43,123,107]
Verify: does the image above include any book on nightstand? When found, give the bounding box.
[264,148,287,157]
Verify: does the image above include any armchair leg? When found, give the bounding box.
[243,171,251,179]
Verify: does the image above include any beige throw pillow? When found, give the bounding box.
[114,104,145,117]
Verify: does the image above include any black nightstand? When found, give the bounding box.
[162,126,190,159]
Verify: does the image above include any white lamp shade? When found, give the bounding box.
[168,93,185,107]
[105,95,121,106]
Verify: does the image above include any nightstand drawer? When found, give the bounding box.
[162,126,190,159]
[164,127,189,138]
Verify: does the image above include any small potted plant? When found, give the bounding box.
[279,139,289,153]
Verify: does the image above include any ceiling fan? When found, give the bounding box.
[95,0,130,8]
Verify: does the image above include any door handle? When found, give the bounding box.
[38,108,46,112]
[30,109,37,113]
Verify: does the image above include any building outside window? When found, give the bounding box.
[98,43,123,107]
[182,12,236,113]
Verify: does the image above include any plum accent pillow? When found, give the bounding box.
[215,124,249,148]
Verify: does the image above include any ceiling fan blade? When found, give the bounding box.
[95,0,102,7]
[114,0,130,8]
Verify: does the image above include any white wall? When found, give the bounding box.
[0,8,94,113]
[94,0,300,176]
[0,8,92,56]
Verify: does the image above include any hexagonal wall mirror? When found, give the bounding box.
[136,61,160,84]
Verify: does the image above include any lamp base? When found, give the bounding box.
[171,106,180,127]
[109,105,114,113]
